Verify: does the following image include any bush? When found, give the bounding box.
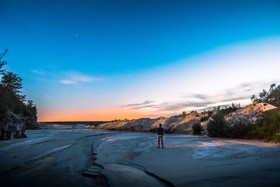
[249,108,280,142]
[192,122,202,135]
[149,127,157,133]
[226,119,252,138]
[206,112,227,137]
[219,107,238,116]
[164,128,174,134]
[200,116,209,122]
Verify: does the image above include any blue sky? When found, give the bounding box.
[0,0,280,121]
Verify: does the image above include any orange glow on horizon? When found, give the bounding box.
[37,108,153,122]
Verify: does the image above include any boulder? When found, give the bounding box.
[24,115,39,129]
[0,111,27,140]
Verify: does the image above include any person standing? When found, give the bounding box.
[157,124,164,148]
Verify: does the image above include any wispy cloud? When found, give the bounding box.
[32,69,46,76]
[192,94,208,100]
[59,72,98,85]
[166,82,273,111]
[68,73,96,83]
[122,100,156,109]
[32,68,99,85]
[122,82,267,113]
[161,101,211,110]
[59,79,77,85]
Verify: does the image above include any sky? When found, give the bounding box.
[0,0,280,121]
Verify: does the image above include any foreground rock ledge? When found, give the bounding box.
[0,124,279,187]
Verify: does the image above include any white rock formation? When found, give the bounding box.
[97,103,277,134]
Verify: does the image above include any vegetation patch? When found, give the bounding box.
[248,108,280,142]
[192,122,202,135]
[206,112,227,137]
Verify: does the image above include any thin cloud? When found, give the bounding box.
[158,101,211,111]
[31,69,98,85]
[59,72,98,85]
[59,79,76,85]
[122,100,156,109]
[192,94,208,100]
[244,89,252,92]
[132,104,158,110]
[240,82,251,88]
[155,96,248,113]
[122,92,247,112]
[216,96,249,103]
[125,100,154,107]
[154,83,260,112]
[121,81,277,115]
[225,83,251,95]
[70,74,96,83]
[32,69,46,76]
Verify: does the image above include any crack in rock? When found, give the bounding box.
[102,163,174,187]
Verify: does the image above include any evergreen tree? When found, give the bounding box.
[0,49,37,121]
[0,49,8,75]
[206,112,227,137]
[251,84,280,107]
[192,122,202,135]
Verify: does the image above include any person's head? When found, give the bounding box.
[159,124,162,127]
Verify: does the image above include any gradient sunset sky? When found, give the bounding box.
[1,0,280,121]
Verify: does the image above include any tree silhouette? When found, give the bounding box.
[251,84,280,107]
[0,49,37,122]
[0,49,8,75]
[2,72,23,95]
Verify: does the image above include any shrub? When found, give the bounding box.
[219,107,238,116]
[192,122,202,135]
[226,119,252,138]
[149,127,157,133]
[164,128,174,134]
[200,116,209,122]
[206,112,227,137]
[248,108,280,142]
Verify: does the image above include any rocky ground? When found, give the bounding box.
[0,123,280,187]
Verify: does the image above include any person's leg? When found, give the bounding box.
[161,136,164,148]
[157,136,160,148]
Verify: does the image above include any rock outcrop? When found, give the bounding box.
[225,102,277,125]
[0,111,39,140]
[24,115,39,130]
[97,103,277,135]
[97,111,204,134]
[0,112,26,140]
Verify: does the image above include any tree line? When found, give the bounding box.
[0,49,37,121]
[251,83,280,107]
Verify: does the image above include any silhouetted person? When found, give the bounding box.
[157,124,164,148]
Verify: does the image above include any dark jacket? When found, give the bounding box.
[157,127,164,135]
